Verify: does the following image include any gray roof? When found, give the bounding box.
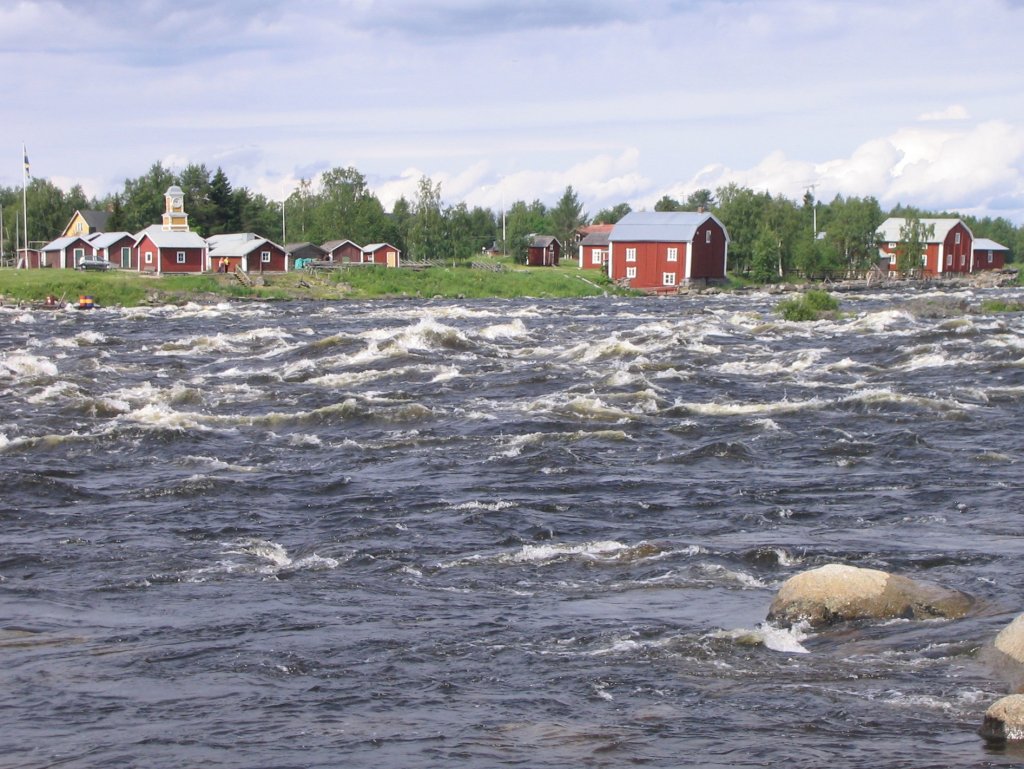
[41,236,83,252]
[529,235,559,248]
[580,231,610,246]
[207,232,259,249]
[609,211,725,243]
[209,237,284,258]
[135,224,207,249]
[87,231,133,248]
[363,242,399,252]
[973,237,1009,251]
[876,217,969,243]
[322,239,362,252]
[284,242,327,254]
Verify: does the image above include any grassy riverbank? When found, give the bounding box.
[0,263,632,307]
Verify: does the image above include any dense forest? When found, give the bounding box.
[2,161,1022,280]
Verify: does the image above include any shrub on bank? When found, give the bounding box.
[776,290,839,321]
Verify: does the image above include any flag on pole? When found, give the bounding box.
[23,145,30,178]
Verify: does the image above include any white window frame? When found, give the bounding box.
[261,251,271,264]
[591,249,602,265]
[625,266,637,279]
[666,247,678,262]
[921,254,927,266]
[176,251,186,264]
[987,251,994,264]
[889,253,896,265]
[662,272,676,286]
[705,230,712,244]
[960,254,966,267]
[625,247,637,262]
[955,232,961,245]
[888,242,896,249]
[946,253,952,266]
[145,251,154,264]
[121,246,131,266]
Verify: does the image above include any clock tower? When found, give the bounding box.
[162,185,190,231]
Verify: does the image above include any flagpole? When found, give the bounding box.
[22,144,30,269]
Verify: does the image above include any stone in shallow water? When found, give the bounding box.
[982,614,1024,693]
[766,564,972,627]
[979,695,1024,744]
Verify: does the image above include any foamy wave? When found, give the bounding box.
[851,309,916,332]
[26,381,82,404]
[523,394,635,422]
[489,429,631,459]
[716,349,824,377]
[214,537,341,577]
[561,337,648,363]
[676,396,824,417]
[710,621,811,654]
[480,318,529,340]
[441,540,666,569]
[697,562,768,589]
[453,500,517,512]
[0,353,59,381]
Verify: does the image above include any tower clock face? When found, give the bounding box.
[172,196,182,208]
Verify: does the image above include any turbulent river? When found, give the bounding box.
[3,289,1024,768]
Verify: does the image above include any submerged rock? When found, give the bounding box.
[979,695,1024,744]
[982,614,1024,693]
[767,564,972,627]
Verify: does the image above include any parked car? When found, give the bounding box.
[77,257,113,271]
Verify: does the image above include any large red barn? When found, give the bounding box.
[877,218,973,276]
[607,211,729,290]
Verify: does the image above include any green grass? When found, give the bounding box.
[776,289,840,321]
[979,298,1024,313]
[0,264,631,306]
[331,264,627,299]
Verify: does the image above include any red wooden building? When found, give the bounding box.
[527,235,560,266]
[16,247,43,269]
[578,227,612,270]
[134,225,208,274]
[877,218,974,275]
[87,232,136,269]
[208,236,289,273]
[38,235,96,269]
[362,242,401,267]
[972,238,1009,271]
[322,239,363,263]
[607,211,729,290]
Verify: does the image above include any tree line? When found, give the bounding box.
[2,162,1022,278]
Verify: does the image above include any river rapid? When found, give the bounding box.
[3,289,1024,768]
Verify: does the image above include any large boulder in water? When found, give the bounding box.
[979,695,1024,744]
[767,564,972,627]
[982,614,1024,692]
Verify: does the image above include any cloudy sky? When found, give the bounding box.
[4,0,1024,221]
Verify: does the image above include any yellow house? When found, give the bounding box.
[62,209,111,238]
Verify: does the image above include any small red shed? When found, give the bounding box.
[362,242,401,267]
[972,238,1009,271]
[39,235,96,269]
[527,235,560,266]
[322,239,364,263]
